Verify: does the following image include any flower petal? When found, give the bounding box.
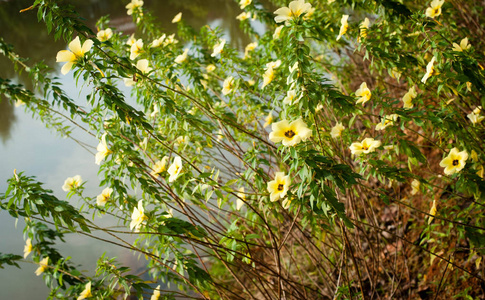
[68,37,83,56]
[61,62,74,75]
[81,39,94,55]
[56,50,76,63]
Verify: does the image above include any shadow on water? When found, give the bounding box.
[0,96,15,144]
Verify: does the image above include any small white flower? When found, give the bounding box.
[62,175,83,192]
[172,12,182,23]
[211,39,226,57]
[97,28,113,42]
[167,156,183,182]
[174,48,189,64]
[330,122,345,138]
[96,187,113,206]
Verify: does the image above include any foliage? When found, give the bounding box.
[1,0,485,298]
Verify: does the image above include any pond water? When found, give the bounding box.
[0,0,267,298]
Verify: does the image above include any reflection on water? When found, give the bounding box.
[0,0,261,142]
[0,96,15,144]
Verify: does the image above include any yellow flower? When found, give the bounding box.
[175,135,189,146]
[211,39,226,57]
[282,89,302,105]
[375,114,398,131]
[452,37,471,52]
[150,156,169,177]
[337,15,349,41]
[171,12,182,23]
[467,107,484,124]
[359,17,370,41]
[439,147,468,175]
[239,0,252,9]
[130,39,144,60]
[97,28,113,42]
[124,78,136,87]
[467,112,484,124]
[266,60,282,69]
[269,118,312,146]
[466,82,472,92]
[274,0,313,25]
[421,56,436,84]
[136,59,152,74]
[390,67,402,82]
[56,36,94,75]
[150,34,166,48]
[411,179,420,195]
[425,0,444,18]
[167,156,183,182]
[428,200,437,224]
[355,82,371,106]
[330,122,345,138]
[151,285,161,300]
[130,200,147,231]
[267,172,291,202]
[35,257,49,276]
[95,133,111,165]
[402,86,417,109]
[236,187,245,210]
[222,76,235,95]
[96,187,113,206]
[471,150,479,163]
[206,64,216,72]
[62,175,83,192]
[243,42,257,59]
[24,238,33,258]
[126,34,136,46]
[237,12,251,21]
[126,0,143,15]
[349,138,381,155]
[174,48,189,64]
[163,34,178,46]
[261,61,281,89]
[77,282,92,300]
[263,112,273,128]
[273,25,284,40]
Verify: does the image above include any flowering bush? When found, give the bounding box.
[1,0,485,299]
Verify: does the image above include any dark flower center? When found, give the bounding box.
[452,159,459,166]
[277,184,284,191]
[285,130,296,138]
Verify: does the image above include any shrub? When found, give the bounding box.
[1,0,485,298]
